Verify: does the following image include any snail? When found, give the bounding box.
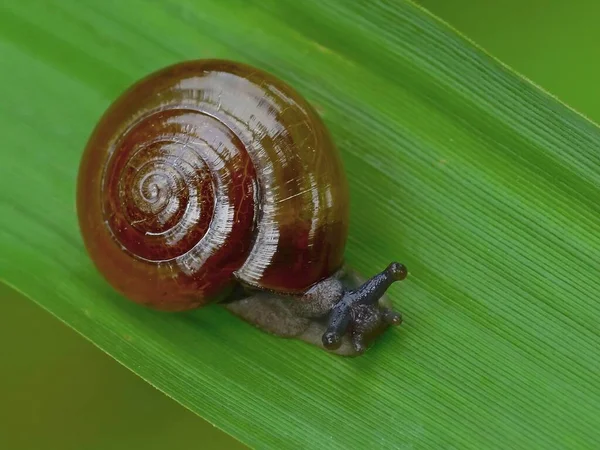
[77,59,407,356]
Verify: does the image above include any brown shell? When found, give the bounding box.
[77,60,349,311]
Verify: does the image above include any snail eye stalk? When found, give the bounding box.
[322,263,407,352]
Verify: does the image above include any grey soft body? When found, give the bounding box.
[226,264,406,356]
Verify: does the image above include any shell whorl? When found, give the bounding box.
[77,60,348,311]
[102,109,255,265]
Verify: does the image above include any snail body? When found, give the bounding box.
[77,60,406,355]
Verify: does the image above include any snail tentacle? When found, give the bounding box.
[321,263,407,352]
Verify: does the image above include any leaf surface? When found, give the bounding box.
[1,1,599,448]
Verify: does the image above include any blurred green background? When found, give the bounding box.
[1,0,598,448]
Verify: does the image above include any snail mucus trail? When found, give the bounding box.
[77,59,408,356]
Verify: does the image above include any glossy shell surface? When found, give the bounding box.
[77,60,349,310]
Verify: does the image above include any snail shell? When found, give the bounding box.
[77,60,349,311]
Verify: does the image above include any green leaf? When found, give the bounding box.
[1,0,599,448]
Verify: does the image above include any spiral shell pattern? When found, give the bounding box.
[77,60,348,310]
[103,109,255,264]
